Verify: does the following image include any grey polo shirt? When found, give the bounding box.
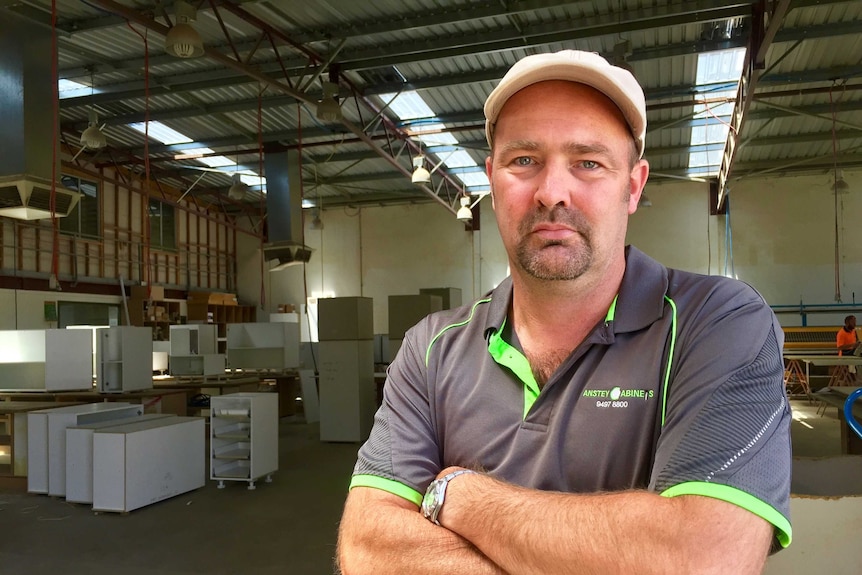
[351,246,792,548]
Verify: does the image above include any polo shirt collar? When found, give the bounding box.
[482,246,668,338]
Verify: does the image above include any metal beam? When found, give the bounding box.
[715,0,792,210]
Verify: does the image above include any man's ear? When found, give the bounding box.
[485,156,496,210]
[627,159,650,215]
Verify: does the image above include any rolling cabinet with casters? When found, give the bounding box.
[210,392,278,490]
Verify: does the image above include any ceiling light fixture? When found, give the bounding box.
[316,81,342,122]
[80,108,106,149]
[638,193,653,207]
[411,155,431,184]
[310,209,324,230]
[228,173,249,200]
[165,0,204,59]
[456,195,473,221]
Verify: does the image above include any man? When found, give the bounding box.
[337,50,791,574]
[837,315,859,356]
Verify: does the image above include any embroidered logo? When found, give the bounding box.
[582,386,655,409]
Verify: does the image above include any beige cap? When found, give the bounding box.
[484,50,647,158]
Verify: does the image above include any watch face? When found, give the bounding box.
[421,481,438,518]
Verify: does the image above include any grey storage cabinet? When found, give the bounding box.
[319,297,376,442]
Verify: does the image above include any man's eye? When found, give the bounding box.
[514,156,533,166]
[581,160,599,169]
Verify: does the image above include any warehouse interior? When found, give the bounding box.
[1,0,862,573]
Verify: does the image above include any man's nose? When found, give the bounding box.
[533,159,573,208]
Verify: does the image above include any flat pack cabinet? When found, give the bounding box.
[226,322,299,371]
[169,325,225,376]
[65,414,175,504]
[96,327,153,393]
[92,416,205,513]
[0,329,93,392]
[27,403,144,496]
[210,393,278,489]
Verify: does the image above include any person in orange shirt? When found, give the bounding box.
[837,315,860,356]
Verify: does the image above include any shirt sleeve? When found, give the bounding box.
[649,282,792,549]
[349,321,441,506]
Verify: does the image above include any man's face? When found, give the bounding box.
[849,316,857,330]
[486,81,649,282]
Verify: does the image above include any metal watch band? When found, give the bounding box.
[421,469,478,525]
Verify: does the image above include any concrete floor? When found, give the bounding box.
[0,418,360,575]
[0,399,850,575]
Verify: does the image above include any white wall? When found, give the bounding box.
[0,288,123,330]
[7,169,854,332]
[238,169,862,333]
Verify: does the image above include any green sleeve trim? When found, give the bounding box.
[660,295,677,427]
[661,481,792,548]
[425,297,492,367]
[349,474,423,507]
[488,319,539,418]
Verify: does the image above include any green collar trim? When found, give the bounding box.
[605,295,618,323]
[488,318,539,418]
[425,297,492,367]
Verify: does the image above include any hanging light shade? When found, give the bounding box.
[228,173,249,200]
[456,195,473,221]
[833,170,850,194]
[411,155,431,184]
[80,109,106,149]
[165,1,204,58]
[316,82,342,122]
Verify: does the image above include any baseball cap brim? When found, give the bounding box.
[484,50,646,158]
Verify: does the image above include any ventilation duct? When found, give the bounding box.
[0,18,72,221]
[0,175,80,220]
[263,149,312,270]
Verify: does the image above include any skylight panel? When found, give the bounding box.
[687,47,745,177]
[381,91,489,192]
[59,79,87,92]
[129,121,192,145]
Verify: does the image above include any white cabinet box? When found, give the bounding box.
[210,393,278,489]
[92,416,205,513]
[227,322,299,371]
[27,403,144,496]
[319,340,376,442]
[169,325,224,376]
[0,329,93,392]
[96,326,153,393]
[65,414,176,504]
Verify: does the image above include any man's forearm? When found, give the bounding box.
[438,471,771,575]
[337,487,507,575]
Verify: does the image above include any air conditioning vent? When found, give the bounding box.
[0,175,80,220]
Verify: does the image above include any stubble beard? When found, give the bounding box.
[514,206,593,281]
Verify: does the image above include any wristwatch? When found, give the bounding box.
[421,469,477,525]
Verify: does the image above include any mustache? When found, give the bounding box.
[517,206,591,236]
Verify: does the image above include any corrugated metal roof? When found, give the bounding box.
[5,0,859,214]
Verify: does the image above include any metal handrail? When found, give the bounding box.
[844,388,862,439]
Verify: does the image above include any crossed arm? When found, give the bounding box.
[336,469,773,575]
